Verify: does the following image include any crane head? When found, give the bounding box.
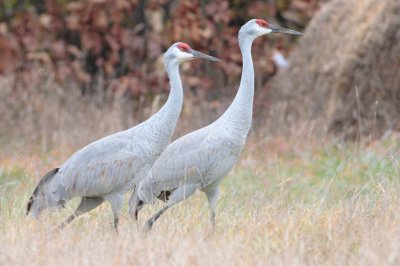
[164,42,220,67]
[239,19,302,40]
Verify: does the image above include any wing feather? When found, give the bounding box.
[59,131,144,196]
[150,126,236,191]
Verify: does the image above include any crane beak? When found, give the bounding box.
[269,24,302,35]
[189,49,221,62]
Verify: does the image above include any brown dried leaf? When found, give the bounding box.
[67,45,83,58]
[39,14,52,28]
[93,9,108,29]
[66,14,80,31]
[51,40,67,59]
[66,2,84,11]
[71,61,91,83]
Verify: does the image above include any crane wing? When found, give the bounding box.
[58,131,145,196]
[150,126,238,192]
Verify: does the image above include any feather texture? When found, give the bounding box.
[27,43,185,225]
[131,20,273,229]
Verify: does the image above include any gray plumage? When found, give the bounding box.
[26,42,220,229]
[129,19,302,230]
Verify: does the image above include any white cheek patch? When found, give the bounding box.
[178,54,193,63]
[248,28,258,35]
[265,29,273,34]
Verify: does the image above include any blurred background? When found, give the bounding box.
[0,0,399,153]
[3,2,400,263]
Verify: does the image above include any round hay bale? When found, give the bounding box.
[264,0,400,140]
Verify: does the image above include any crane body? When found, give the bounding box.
[130,19,301,230]
[26,43,220,229]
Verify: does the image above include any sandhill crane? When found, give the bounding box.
[26,42,220,230]
[129,19,301,230]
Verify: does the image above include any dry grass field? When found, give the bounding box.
[1,0,399,264]
[1,133,400,265]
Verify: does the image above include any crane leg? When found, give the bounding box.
[128,187,145,223]
[134,201,144,222]
[108,194,124,232]
[144,184,199,231]
[202,182,220,228]
[57,197,104,229]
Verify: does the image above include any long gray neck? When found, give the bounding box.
[218,36,254,135]
[155,63,183,123]
[135,63,183,144]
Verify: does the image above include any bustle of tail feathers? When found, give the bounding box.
[137,182,157,205]
[26,168,60,215]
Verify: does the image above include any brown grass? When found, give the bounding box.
[1,135,400,265]
[1,76,400,265]
[0,74,233,155]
